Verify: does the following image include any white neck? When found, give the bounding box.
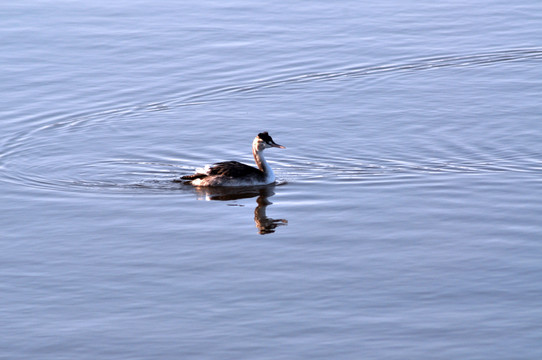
[253,142,275,183]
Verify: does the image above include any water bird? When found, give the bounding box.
[180,132,285,186]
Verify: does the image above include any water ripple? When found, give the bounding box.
[2,48,541,193]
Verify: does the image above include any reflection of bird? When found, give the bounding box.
[254,190,288,235]
[190,185,288,235]
[180,132,285,186]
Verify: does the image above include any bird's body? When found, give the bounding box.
[181,132,284,187]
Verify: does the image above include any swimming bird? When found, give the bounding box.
[180,132,285,187]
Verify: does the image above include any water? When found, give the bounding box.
[1,0,542,359]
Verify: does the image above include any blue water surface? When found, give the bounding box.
[1,1,541,359]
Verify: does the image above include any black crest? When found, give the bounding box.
[258,131,273,143]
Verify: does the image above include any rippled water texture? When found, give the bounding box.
[1,1,542,359]
[2,48,541,193]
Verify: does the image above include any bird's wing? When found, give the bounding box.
[209,161,262,178]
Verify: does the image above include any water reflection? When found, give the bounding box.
[192,185,288,235]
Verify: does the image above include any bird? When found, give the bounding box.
[180,132,285,187]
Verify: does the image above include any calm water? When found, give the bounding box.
[1,0,542,359]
